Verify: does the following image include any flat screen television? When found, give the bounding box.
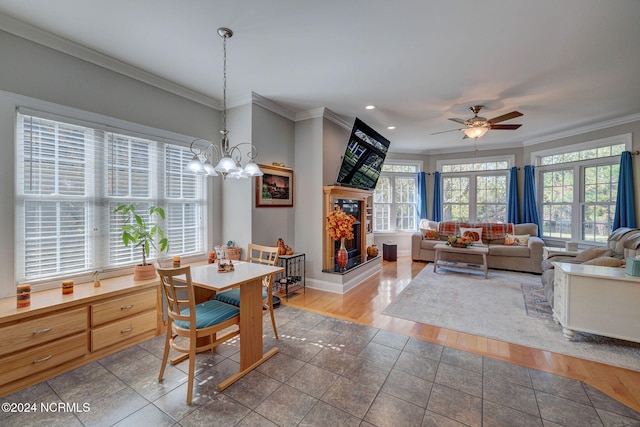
[335,118,390,191]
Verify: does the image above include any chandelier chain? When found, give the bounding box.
[222,32,227,133]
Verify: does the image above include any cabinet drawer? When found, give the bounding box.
[0,307,87,356]
[91,310,156,351]
[0,332,87,386]
[91,288,156,326]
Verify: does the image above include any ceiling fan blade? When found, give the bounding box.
[448,118,467,124]
[431,128,462,135]
[489,124,522,130]
[488,111,523,124]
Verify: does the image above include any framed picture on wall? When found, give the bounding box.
[256,164,294,207]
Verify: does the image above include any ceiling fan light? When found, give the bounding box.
[464,126,489,139]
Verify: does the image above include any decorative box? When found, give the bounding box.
[625,258,640,277]
[565,241,578,251]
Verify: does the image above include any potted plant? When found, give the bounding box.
[114,203,169,280]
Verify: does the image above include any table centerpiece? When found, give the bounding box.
[446,234,473,248]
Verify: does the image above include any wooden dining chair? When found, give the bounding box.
[213,243,280,339]
[157,266,240,405]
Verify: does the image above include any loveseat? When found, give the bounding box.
[411,220,545,274]
[540,227,640,307]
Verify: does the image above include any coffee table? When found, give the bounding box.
[433,243,489,278]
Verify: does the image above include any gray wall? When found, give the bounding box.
[250,104,296,248]
[220,103,253,253]
[293,116,325,279]
[0,29,222,297]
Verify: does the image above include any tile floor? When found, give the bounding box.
[1,306,639,427]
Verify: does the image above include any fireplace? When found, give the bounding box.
[323,185,372,272]
[333,198,362,262]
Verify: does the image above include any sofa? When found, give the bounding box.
[540,227,640,307]
[411,220,544,274]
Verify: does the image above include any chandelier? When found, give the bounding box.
[186,27,262,179]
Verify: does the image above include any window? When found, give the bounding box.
[16,113,206,284]
[373,162,419,231]
[439,156,512,223]
[539,159,619,243]
[535,135,628,242]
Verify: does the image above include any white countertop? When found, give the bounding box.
[553,261,640,282]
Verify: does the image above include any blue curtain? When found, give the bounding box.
[431,171,442,221]
[613,151,637,229]
[522,165,541,236]
[507,166,520,224]
[417,171,428,219]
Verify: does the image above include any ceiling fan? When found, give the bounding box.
[432,105,523,139]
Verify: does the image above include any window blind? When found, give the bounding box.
[16,113,206,284]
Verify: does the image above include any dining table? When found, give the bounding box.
[189,260,284,391]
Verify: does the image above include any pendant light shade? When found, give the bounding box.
[243,161,263,177]
[214,155,240,173]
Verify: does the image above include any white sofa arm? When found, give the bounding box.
[411,232,424,260]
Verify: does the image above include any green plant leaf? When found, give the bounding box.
[159,237,169,253]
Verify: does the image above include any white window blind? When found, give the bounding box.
[16,112,206,284]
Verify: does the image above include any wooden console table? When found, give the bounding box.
[553,262,640,343]
[0,275,161,397]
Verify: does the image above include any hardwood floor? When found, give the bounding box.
[282,256,640,412]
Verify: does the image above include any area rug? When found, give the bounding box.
[382,265,640,372]
[521,282,553,319]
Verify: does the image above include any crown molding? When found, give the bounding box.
[0,13,220,109]
[421,140,525,156]
[250,92,296,121]
[295,107,325,121]
[522,113,640,146]
[296,107,351,130]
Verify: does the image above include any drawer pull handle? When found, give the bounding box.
[32,327,52,335]
[121,304,134,310]
[121,327,134,334]
[33,354,52,364]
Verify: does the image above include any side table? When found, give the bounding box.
[552,262,640,343]
[383,243,397,261]
[276,253,305,300]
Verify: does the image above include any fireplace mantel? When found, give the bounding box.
[323,185,373,271]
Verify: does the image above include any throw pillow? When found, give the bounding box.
[582,256,625,267]
[504,233,530,246]
[424,229,440,240]
[460,227,483,244]
[574,246,612,262]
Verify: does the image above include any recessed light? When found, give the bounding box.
[387,126,396,130]
[365,105,376,110]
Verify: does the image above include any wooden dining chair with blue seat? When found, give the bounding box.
[157,266,240,405]
[213,243,280,339]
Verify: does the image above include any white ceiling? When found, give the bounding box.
[1,0,639,154]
